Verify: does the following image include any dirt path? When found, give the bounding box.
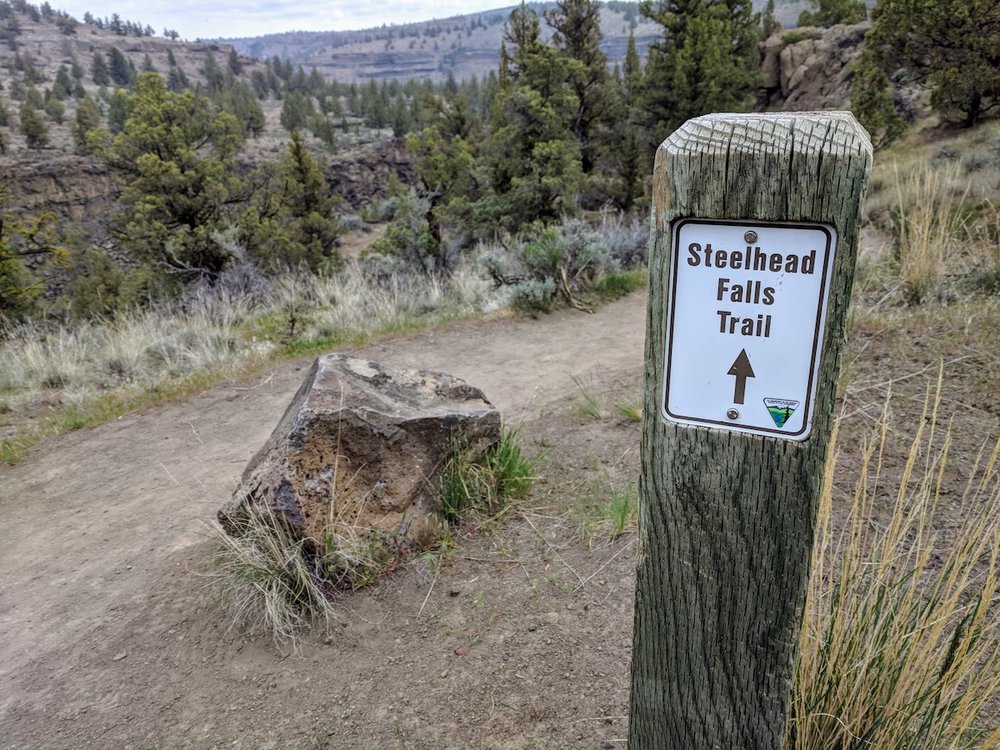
[0,292,648,750]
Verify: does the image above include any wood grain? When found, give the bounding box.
[629,112,872,749]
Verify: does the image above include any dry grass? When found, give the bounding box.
[890,161,967,304]
[212,428,534,648]
[0,263,505,463]
[789,377,1000,749]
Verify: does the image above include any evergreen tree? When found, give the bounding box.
[107,47,135,86]
[850,52,906,149]
[107,88,129,133]
[544,0,610,176]
[639,0,761,142]
[862,0,999,128]
[101,73,244,280]
[227,48,243,76]
[484,3,582,230]
[142,53,156,73]
[280,91,314,131]
[762,0,780,36]
[43,92,64,123]
[241,130,340,271]
[91,50,110,86]
[167,62,189,93]
[0,192,66,323]
[19,101,47,148]
[52,65,72,99]
[611,30,644,210]
[216,81,265,138]
[73,94,101,153]
[202,53,224,93]
[798,0,866,28]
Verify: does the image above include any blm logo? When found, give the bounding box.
[764,398,799,429]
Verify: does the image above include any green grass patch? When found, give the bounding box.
[595,269,647,300]
[574,475,638,543]
[440,428,535,524]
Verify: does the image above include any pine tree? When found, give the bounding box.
[639,0,761,141]
[611,30,644,210]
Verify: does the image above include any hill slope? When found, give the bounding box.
[222,0,817,83]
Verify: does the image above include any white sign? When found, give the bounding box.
[661,219,836,440]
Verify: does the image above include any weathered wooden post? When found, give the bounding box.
[629,112,872,748]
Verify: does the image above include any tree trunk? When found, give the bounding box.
[630,112,872,749]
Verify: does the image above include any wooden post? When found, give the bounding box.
[629,112,872,748]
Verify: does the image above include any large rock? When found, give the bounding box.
[759,23,869,111]
[219,354,501,544]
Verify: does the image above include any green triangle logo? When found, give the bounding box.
[764,398,800,429]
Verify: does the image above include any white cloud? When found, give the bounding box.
[54,1,509,39]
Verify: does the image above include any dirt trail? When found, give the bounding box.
[0,292,648,750]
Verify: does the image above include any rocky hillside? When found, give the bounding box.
[222,1,822,83]
[761,23,869,112]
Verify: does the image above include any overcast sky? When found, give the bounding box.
[55,1,510,40]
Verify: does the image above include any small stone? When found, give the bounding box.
[112,651,127,661]
[454,644,471,656]
[448,588,461,597]
[440,670,449,678]
[527,624,537,632]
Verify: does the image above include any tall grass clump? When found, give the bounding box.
[439,428,534,524]
[788,383,1000,749]
[211,504,337,649]
[891,162,967,304]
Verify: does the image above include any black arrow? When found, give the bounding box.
[727,349,755,405]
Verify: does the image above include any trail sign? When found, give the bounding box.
[630,112,871,750]
[662,219,836,440]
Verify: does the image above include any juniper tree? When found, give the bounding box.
[107,47,134,86]
[73,94,101,153]
[544,0,610,176]
[90,50,110,85]
[484,3,582,230]
[240,129,340,272]
[101,73,243,281]
[639,0,761,143]
[19,101,47,148]
[798,0,867,28]
[861,0,999,128]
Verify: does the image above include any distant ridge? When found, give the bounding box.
[221,1,816,82]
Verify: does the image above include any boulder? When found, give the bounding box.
[219,354,501,545]
[759,23,870,112]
